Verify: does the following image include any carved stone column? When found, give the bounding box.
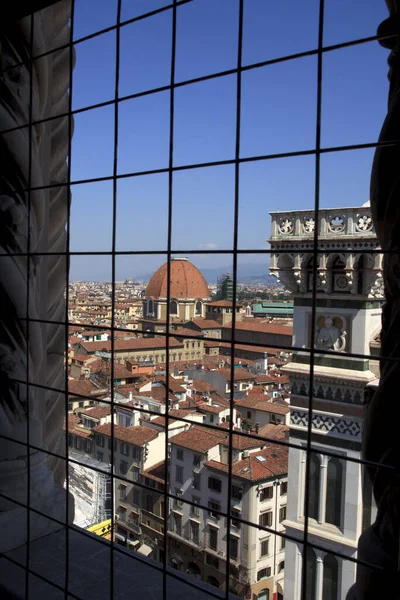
[0,0,74,551]
[349,1,400,597]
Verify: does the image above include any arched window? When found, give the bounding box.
[308,453,320,521]
[170,300,178,315]
[207,576,219,588]
[257,590,269,600]
[305,547,317,600]
[148,299,154,315]
[195,301,202,315]
[332,257,348,293]
[322,554,339,600]
[326,458,343,527]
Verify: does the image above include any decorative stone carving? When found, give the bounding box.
[328,215,346,233]
[290,409,362,439]
[356,213,374,232]
[315,315,347,352]
[278,217,294,234]
[303,216,315,234]
[0,0,74,551]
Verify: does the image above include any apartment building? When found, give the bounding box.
[168,426,288,598]
[92,423,165,556]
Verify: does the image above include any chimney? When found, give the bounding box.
[255,422,259,434]
[129,391,132,402]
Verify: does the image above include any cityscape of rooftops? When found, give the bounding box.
[61,1,387,599]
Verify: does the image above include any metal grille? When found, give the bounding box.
[0,1,395,599]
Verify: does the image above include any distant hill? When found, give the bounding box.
[238,274,275,285]
[136,263,274,285]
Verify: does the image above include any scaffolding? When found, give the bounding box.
[67,451,112,528]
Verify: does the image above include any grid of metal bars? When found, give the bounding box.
[0,0,397,599]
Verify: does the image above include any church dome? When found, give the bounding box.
[146,257,210,300]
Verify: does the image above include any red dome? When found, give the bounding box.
[146,258,210,300]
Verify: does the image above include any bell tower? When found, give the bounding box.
[269,202,382,598]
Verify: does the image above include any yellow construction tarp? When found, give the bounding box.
[87,519,113,540]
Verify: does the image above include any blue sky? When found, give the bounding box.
[69,0,389,281]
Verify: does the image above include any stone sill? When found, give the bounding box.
[0,526,238,600]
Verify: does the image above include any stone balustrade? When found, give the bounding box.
[269,206,376,241]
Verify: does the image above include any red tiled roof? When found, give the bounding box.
[191,379,217,393]
[140,460,166,485]
[258,423,289,440]
[63,415,92,439]
[72,353,91,363]
[197,402,228,414]
[207,300,243,308]
[169,426,226,452]
[79,405,111,419]
[223,321,293,336]
[205,445,288,481]
[235,395,289,415]
[93,424,158,446]
[217,368,255,382]
[146,258,211,299]
[68,379,103,397]
[203,339,221,347]
[152,376,188,394]
[173,328,202,338]
[178,397,199,410]
[139,386,180,404]
[191,318,222,329]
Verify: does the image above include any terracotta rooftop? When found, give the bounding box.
[235,395,289,415]
[252,374,277,384]
[191,318,222,329]
[72,353,91,363]
[191,379,217,393]
[146,258,210,300]
[258,423,289,440]
[152,376,188,394]
[169,426,226,452]
[223,320,293,336]
[203,339,221,347]
[141,460,166,485]
[197,402,228,414]
[79,405,111,420]
[63,415,92,439]
[207,300,243,308]
[173,328,202,338]
[68,379,104,397]
[205,445,288,481]
[93,424,158,446]
[217,367,255,382]
[139,386,180,405]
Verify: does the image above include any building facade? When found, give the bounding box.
[168,426,288,598]
[269,204,381,599]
